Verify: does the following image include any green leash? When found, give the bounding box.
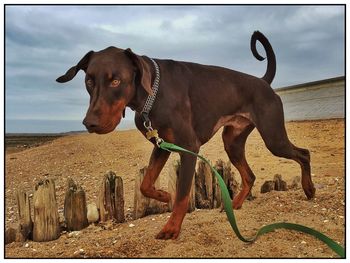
[159,141,345,258]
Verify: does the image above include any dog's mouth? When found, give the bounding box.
[86,123,115,134]
[85,111,123,134]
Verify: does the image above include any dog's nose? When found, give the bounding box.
[83,117,100,130]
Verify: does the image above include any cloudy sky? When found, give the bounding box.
[5,5,344,133]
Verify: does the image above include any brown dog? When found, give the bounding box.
[56,31,315,240]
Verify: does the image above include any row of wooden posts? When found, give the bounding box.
[9,159,238,243]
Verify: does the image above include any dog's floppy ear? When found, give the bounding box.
[124,48,153,95]
[56,51,94,83]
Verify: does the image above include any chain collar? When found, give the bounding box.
[141,58,160,118]
[140,58,163,146]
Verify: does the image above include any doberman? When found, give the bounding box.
[56,31,315,240]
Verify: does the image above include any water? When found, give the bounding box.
[5,119,135,134]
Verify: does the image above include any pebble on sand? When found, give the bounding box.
[87,203,99,223]
[73,249,85,255]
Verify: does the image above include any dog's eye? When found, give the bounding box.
[86,79,94,88]
[111,79,121,88]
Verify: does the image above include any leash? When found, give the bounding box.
[158,141,345,257]
[139,58,344,257]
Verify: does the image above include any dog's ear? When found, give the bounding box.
[56,51,94,83]
[124,48,153,95]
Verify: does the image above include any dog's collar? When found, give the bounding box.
[141,58,160,124]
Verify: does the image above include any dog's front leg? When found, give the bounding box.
[156,150,198,240]
[140,146,171,203]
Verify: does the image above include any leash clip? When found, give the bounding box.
[142,112,152,131]
[143,120,152,132]
[143,117,164,148]
[155,137,164,148]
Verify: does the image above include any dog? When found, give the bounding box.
[56,31,315,240]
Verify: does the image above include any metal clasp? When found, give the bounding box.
[143,120,152,132]
[155,136,164,148]
[143,119,163,147]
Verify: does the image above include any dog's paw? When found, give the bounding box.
[232,196,244,210]
[304,186,316,200]
[155,224,180,240]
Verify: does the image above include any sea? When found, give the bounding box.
[5,119,135,134]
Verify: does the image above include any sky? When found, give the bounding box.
[5,5,345,133]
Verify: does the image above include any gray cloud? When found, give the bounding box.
[5,5,344,128]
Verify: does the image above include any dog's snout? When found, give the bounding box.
[83,117,100,131]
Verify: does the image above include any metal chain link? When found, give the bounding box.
[141,58,160,116]
[141,57,164,147]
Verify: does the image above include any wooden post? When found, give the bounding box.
[204,161,213,208]
[134,167,149,219]
[134,167,168,219]
[195,160,213,209]
[188,175,196,212]
[167,161,178,212]
[213,160,239,208]
[32,179,60,242]
[97,171,125,223]
[16,189,33,241]
[274,174,288,191]
[64,178,88,231]
[261,180,275,193]
[168,161,195,213]
[213,161,223,208]
[261,174,288,194]
[212,170,221,209]
[5,226,18,244]
[114,176,125,223]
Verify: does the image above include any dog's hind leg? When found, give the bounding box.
[140,146,171,203]
[254,93,316,199]
[222,121,256,209]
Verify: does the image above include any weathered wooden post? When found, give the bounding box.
[16,189,33,241]
[134,167,150,219]
[213,159,239,208]
[188,175,196,212]
[195,160,213,209]
[98,171,125,223]
[195,159,239,210]
[134,167,168,219]
[64,178,88,231]
[114,176,125,223]
[260,180,275,193]
[5,226,20,244]
[261,174,288,193]
[212,167,222,209]
[168,161,195,213]
[168,162,178,212]
[274,174,288,191]
[32,179,60,242]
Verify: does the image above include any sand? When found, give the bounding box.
[5,119,345,258]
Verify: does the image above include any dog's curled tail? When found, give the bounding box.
[250,31,276,85]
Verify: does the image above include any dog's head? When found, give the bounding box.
[56,47,153,134]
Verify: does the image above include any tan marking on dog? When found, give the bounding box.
[212,113,252,137]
